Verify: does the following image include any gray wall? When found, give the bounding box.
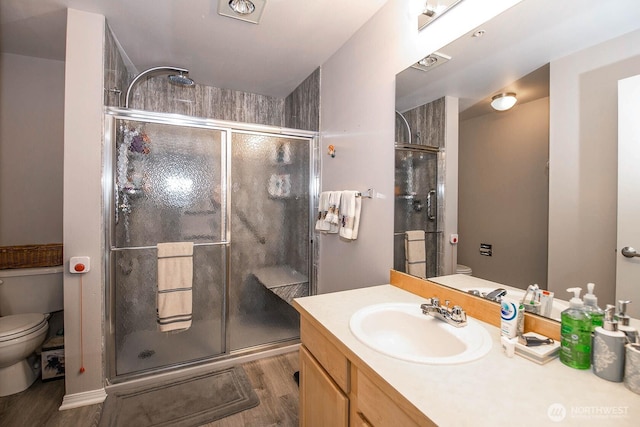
[549,29,640,305]
[458,97,549,289]
[0,53,64,245]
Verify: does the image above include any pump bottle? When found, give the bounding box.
[560,287,592,369]
[583,282,604,331]
[593,305,626,382]
[616,300,638,343]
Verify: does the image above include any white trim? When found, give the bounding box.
[59,388,107,411]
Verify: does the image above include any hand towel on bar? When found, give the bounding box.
[327,191,342,234]
[339,191,362,240]
[315,191,331,232]
[405,230,426,278]
[157,242,194,332]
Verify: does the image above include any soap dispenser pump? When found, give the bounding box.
[583,282,604,330]
[560,287,592,369]
[593,305,626,382]
[616,300,639,343]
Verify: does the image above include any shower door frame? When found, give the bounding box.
[103,107,319,383]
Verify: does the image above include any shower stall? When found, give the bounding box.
[394,110,444,278]
[104,108,317,381]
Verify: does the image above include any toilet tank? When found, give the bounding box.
[0,266,64,316]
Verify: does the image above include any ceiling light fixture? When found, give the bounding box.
[491,93,518,111]
[228,0,255,15]
[218,0,266,24]
[410,51,452,72]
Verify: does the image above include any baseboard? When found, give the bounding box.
[59,387,107,411]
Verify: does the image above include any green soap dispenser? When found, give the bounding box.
[560,287,592,369]
[583,282,604,331]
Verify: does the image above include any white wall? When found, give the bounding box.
[61,9,107,408]
[0,53,64,245]
[317,0,522,293]
[548,29,640,304]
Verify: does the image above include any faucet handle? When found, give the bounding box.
[431,297,440,307]
[450,305,467,323]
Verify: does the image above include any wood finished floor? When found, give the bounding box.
[0,351,300,427]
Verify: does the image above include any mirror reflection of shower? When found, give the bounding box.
[123,66,196,108]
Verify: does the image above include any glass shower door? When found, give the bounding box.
[394,148,439,278]
[228,132,310,351]
[110,118,226,376]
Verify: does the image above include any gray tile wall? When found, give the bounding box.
[104,26,132,107]
[395,97,445,148]
[285,68,320,131]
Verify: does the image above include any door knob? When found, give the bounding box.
[621,247,640,258]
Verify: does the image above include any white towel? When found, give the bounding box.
[157,242,194,332]
[327,191,342,234]
[339,191,362,240]
[315,192,331,231]
[405,230,426,278]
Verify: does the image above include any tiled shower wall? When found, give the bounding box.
[395,97,445,148]
[103,25,320,131]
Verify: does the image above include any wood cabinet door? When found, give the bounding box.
[299,346,349,427]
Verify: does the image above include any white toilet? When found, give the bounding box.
[456,264,472,275]
[0,266,63,397]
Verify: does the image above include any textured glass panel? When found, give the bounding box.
[113,245,225,376]
[114,119,224,247]
[394,149,438,233]
[394,148,440,277]
[229,133,310,351]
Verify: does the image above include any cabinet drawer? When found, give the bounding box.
[300,316,349,393]
[356,369,431,427]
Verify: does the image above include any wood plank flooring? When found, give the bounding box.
[0,351,300,427]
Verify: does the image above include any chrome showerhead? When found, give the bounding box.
[168,72,195,87]
[123,66,195,108]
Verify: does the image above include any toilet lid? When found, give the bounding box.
[0,313,47,342]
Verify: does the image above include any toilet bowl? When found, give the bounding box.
[456,264,472,275]
[0,266,63,397]
[0,313,49,396]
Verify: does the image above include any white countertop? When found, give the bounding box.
[294,284,640,427]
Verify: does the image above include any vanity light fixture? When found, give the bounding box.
[419,0,465,30]
[218,0,266,24]
[490,93,518,111]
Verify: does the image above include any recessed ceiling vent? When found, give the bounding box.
[410,51,451,72]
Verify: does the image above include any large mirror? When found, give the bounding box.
[395,0,640,321]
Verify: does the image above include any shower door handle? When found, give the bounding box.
[427,189,436,221]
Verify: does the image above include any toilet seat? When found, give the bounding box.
[0,314,47,343]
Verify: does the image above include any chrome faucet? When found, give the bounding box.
[420,297,467,327]
[484,288,507,302]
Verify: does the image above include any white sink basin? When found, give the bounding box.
[349,302,492,365]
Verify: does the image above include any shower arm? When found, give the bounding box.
[124,66,189,108]
[395,110,412,145]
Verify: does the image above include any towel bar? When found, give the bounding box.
[356,188,374,199]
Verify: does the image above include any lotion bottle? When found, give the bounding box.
[560,287,592,369]
[593,305,626,382]
[616,300,638,343]
[583,282,604,331]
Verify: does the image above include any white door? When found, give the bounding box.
[616,74,640,318]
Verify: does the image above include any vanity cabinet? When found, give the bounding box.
[299,315,430,427]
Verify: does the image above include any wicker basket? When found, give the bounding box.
[0,244,63,270]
